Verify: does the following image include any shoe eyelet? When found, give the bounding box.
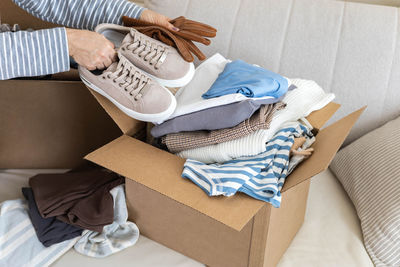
[112,79,117,83]
[107,75,111,79]
[102,76,106,79]
[149,62,153,65]
[138,54,142,58]
[121,47,126,51]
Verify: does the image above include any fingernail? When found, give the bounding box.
[172,27,179,31]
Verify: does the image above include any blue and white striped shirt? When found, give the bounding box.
[182,122,313,208]
[0,0,145,80]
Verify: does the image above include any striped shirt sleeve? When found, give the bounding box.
[0,27,70,80]
[12,0,145,30]
[1,0,144,80]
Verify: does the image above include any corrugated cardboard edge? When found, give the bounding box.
[264,180,311,267]
[247,205,271,267]
[307,102,341,130]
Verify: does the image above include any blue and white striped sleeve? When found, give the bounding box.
[0,28,69,80]
[0,0,145,80]
[12,0,145,30]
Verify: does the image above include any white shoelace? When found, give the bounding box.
[104,58,150,101]
[122,29,168,69]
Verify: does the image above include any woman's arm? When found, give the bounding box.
[12,0,145,30]
[0,28,69,80]
[0,1,177,80]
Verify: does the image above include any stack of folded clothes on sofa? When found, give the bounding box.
[151,53,335,207]
[0,163,139,267]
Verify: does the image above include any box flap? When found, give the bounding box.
[307,102,341,130]
[84,101,343,230]
[282,106,366,192]
[85,135,266,231]
[87,89,145,136]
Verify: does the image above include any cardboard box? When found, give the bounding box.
[0,0,127,168]
[85,89,364,267]
[0,79,126,168]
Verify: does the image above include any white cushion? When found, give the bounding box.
[278,170,373,266]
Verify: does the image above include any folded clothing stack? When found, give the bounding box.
[151,53,335,207]
[182,122,315,207]
[0,163,140,267]
[162,102,286,153]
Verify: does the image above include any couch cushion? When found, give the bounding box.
[343,0,400,7]
[330,116,400,266]
[145,0,400,145]
[278,169,373,266]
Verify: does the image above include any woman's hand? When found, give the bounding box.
[139,9,179,31]
[66,28,116,70]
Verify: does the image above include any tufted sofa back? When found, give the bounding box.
[146,0,400,145]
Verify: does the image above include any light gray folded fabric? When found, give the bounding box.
[152,98,283,139]
[74,185,140,258]
[151,85,296,138]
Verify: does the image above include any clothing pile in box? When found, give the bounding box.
[0,164,139,267]
[151,53,335,207]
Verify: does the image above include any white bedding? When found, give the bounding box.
[0,169,373,266]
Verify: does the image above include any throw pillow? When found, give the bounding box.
[330,116,400,267]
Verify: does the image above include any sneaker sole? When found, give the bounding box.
[80,75,176,124]
[141,62,195,88]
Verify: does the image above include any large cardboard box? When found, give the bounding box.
[2,0,364,263]
[85,90,364,267]
[0,0,126,168]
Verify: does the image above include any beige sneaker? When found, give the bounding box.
[79,54,176,123]
[95,23,195,88]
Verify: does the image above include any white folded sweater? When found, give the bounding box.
[177,79,335,163]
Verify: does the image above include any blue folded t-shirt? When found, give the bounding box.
[202,59,288,99]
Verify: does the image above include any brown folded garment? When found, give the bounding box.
[162,102,286,153]
[122,16,217,62]
[29,168,124,232]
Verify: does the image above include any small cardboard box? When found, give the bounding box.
[0,0,125,168]
[85,90,364,267]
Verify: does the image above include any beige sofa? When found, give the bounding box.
[1,0,399,266]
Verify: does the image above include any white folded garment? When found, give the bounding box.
[177,79,334,163]
[165,53,276,122]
